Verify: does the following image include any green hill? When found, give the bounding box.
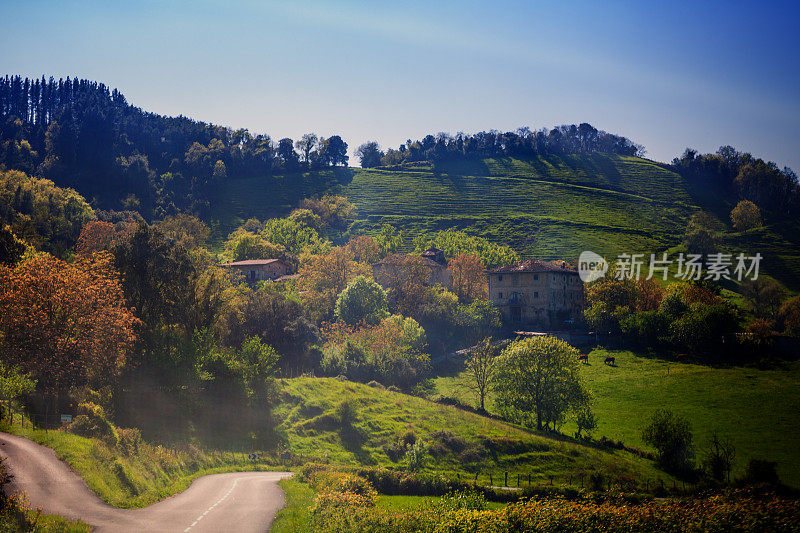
[213,154,694,259]
[212,153,800,288]
[432,349,800,486]
[274,377,673,487]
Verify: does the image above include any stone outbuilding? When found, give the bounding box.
[220,258,288,283]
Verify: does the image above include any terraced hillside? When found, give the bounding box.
[275,377,673,486]
[213,154,697,260]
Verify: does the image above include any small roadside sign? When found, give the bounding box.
[60,414,73,424]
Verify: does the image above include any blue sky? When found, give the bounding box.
[3,0,799,169]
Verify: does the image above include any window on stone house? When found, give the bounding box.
[534,274,538,280]
[534,291,539,298]
[498,275,503,281]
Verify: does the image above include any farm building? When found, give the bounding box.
[487,259,584,329]
[220,258,288,283]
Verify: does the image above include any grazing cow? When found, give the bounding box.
[604,356,615,366]
[578,354,589,364]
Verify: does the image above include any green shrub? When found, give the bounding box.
[116,427,143,456]
[68,402,118,445]
[589,471,606,492]
[741,459,781,486]
[404,439,426,471]
[641,409,695,475]
[335,399,358,427]
[431,489,488,512]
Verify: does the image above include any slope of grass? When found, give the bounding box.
[1,422,280,508]
[213,153,800,288]
[271,478,315,533]
[432,349,800,486]
[436,154,692,204]
[214,154,696,260]
[274,377,672,488]
[0,507,90,533]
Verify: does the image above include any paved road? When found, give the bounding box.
[0,432,293,532]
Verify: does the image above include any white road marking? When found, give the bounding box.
[184,477,243,532]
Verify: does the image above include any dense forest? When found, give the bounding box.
[672,146,800,218]
[0,75,349,218]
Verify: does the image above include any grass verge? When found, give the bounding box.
[270,478,314,533]
[1,422,283,509]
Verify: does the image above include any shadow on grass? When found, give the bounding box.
[339,424,376,465]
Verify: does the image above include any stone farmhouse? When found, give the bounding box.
[220,258,288,283]
[373,247,452,289]
[486,259,584,329]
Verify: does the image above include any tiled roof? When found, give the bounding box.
[487,259,577,274]
[220,258,285,267]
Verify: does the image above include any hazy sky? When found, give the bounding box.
[3,0,799,169]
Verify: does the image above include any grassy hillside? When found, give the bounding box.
[432,349,800,486]
[274,377,673,487]
[433,153,692,204]
[214,154,695,260]
[213,153,800,288]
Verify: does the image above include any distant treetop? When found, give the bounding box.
[373,123,645,168]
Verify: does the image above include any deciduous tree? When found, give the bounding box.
[345,235,383,264]
[449,253,488,301]
[493,336,587,430]
[465,337,497,412]
[355,141,383,168]
[298,247,370,321]
[376,254,429,316]
[642,409,695,474]
[730,200,762,231]
[335,275,389,326]
[0,253,139,400]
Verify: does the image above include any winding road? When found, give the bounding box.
[0,432,293,532]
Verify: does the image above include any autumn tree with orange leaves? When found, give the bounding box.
[76,220,136,255]
[298,247,371,321]
[0,252,139,402]
[373,254,429,315]
[449,253,488,302]
[76,221,117,254]
[344,235,383,264]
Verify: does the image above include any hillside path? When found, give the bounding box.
[0,432,292,532]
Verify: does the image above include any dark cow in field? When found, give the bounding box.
[578,354,589,364]
[604,355,616,366]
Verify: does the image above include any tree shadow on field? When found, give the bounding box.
[332,166,355,186]
[339,423,375,465]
